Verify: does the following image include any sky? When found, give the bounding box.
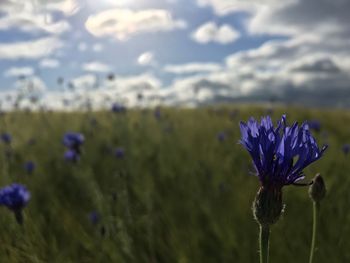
[0,0,349,110]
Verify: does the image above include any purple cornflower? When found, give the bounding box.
[1,133,12,144]
[111,103,126,113]
[63,132,84,152]
[24,161,36,174]
[27,138,36,146]
[88,211,100,225]
[64,149,80,162]
[0,183,30,224]
[154,107,161,120]
[239,115,327,188]
[217,132,227,142]
[307,120,321,132]
[114,147,125,159]
[342,144,350,155]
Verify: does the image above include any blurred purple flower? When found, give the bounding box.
[114,147,125,159]
[0,183,30,224]
[217,132,227,142]
[88,211,100,225]
[154,107,161,120]
[24,161,36,174]
[307,120,321,132]
[1,133,12,144]
[111,103,126,113]
[342,144,350,155]
[27,138,37,146]
[64,149,80,162]
[63,132,84,152]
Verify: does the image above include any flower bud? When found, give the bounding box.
[253,186,284,226]
[309,173,326,202]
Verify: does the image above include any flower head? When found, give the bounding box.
[342,144,350,155]
[114,147,125,159]
[217,132,227,142]
[63,132,84,151]
[307,119,321,132]
[64,149,80,162]
[239,115,327,188]
[88,211,100,225]
[111,103,126,113]
[24,161,36,174]
[1,133,12,144]
[154,107,161,120]
[0,183,30,212]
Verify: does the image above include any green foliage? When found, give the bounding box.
[0,106,348,262]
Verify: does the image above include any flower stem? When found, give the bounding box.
[259,225,270,263]
[309,201,319,263]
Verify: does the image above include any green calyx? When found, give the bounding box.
[253,186,284,226]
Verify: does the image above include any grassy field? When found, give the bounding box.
[0,106,349,262]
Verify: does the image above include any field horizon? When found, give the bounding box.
[0,106,349,262]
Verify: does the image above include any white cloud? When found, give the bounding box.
[0,13,71,35]
[83,62,112,73]
[164,62,222,74]
[85,8,187,40]
[92,43,104,52]
[15,76,47,95]
[0,37,63,60]
[45,0,81,16]
[39,58,60,68]
[191,22,240,44]
[137,52,155,66]
[71,74,97,90]
[78,42,88,52]
[0,0,80,17]
[4,67,34,78]
[196,0,260,16]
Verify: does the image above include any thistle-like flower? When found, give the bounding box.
[240,115,327,190]
[240,115,327,225]
[240,115,327,263]
[88,211,100,225]
[24,161,36,174]
[307,120,321,133]
[111,103,126,113]
[1,132,12,144]
[342,144,350,155]
[63,132,84,162]
[64,149,80,162]
[217,132,227,142]
[114,147,125,159]
[0,183,30,224]
[63,132,84,153]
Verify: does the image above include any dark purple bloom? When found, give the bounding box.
[342,144,350,155]
[154,107,161,120]
[88,211,100,225]
[217,132,227,142]
[0,184,30,211]
[24,161,36,174]
[114,147,125,159]
[27,138,36,146]
[307,120,321,132]
[64,149,80,162]
[239,115,327,188]
[63,132,84,151]
[1,133,12,144]
[111,103,126,113]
